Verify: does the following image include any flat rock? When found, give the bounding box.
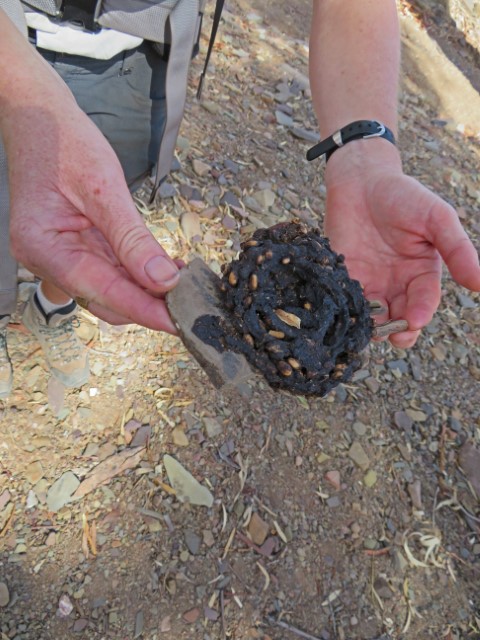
[46,471,80,512]
[248,512,269,546]
[166,258,257,394]
[0,582,9,607]
[163,455,214,507]
[185,530,202,555]
[459,440,480,498]
[348,442,370,471]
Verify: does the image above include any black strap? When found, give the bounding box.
[196,0,225,99]
[306,120,396,163]
[61,0,100,32]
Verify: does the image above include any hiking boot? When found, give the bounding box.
[22,291,89,388]
[0,328,13,399]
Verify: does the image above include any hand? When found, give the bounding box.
[324,140,480,348]
[1,34,180,333]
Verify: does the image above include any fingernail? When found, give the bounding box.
[145,256,179,286]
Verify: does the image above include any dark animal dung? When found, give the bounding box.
[192,221,373,396]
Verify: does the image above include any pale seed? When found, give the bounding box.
[277,361,293,377]
[269,330,285,339]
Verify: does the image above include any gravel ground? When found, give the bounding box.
[1,2,479,639]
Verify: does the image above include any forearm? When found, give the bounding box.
[309,0,400,138]
[0,9,74,138]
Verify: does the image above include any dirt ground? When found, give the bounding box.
[1,1,480,639]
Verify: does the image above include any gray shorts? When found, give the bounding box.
[38,42,168,190]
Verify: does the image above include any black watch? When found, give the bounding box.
[306,120,396,162]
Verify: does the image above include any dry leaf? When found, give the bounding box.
[73,447,146,499]
[275,309,301,328]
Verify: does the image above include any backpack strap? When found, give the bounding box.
[196,0,225,99]
[150,0,200,202]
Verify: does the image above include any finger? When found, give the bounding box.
[86,189,180,293]
[389,328,421,349]
[427,201,480,291]
[390,270,441,332]
[86,298,178,334]
[51,251,179,333]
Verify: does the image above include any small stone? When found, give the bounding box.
[130,425,152,448]
[134,611,144,638]
[203,530,215,548]
[248,512,270,546]
[289,127,320,143]
[57,594,74,618]
[172,427,189,447]
[364,377,380,393]
[25,461,43,484]
[26,490,38,509]
[373,577,393,599]
[252,188,276,209]
[457,292,476,308]
[73,619,88,633]
[183,607,201,624]
[203,417,223,438]
[325,470,341,491]
[352,421,367,437]
[185,530,202,555]
[0,582,9,607]
[393,411,413,434]
[163,455,214,507]
[387,359,409,374]
[46,471,80,513]
[348,442,370,471]
[326,496,341,508]
[363,470,377,488]
[192,159,211,177]
[275,110,293,127]
[181,211,202,242]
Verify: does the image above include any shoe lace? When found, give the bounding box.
[0,330,9,367]
[37,319,84,363]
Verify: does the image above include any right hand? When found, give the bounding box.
[0,24,180,333]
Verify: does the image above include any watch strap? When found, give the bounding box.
[306,120,396,162]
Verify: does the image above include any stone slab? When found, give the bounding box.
[166,258,257,395]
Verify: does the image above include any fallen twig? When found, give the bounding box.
[265,616,324,640]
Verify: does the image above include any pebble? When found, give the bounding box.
[248,512,270,546]
[325,470,341,491]
[25,461,44,485]
[73,619,88,632]
[183,607,201,624]
[163,455,214,507]
[172,427,189,447]
[203,417,223,438]
[275,110,294,127]
[365,376,380,393]
[363,470,377,487]
[192,159,211,177]
[457,292,476,308]
[184,530,202,555]
[393,411,413,434]
[387,359,409,374]
[46,471,80,513]
[289,127,320,143]
[252,188,276,209]
[352,422,367,437]
[0,581,9,607]
[348,442,370,471]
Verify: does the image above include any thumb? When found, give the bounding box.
[428,200,480,292]
[94,197,180,293]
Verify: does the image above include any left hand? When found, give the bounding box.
[323,141,480,348]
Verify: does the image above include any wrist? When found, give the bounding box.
[324,137,403,186]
